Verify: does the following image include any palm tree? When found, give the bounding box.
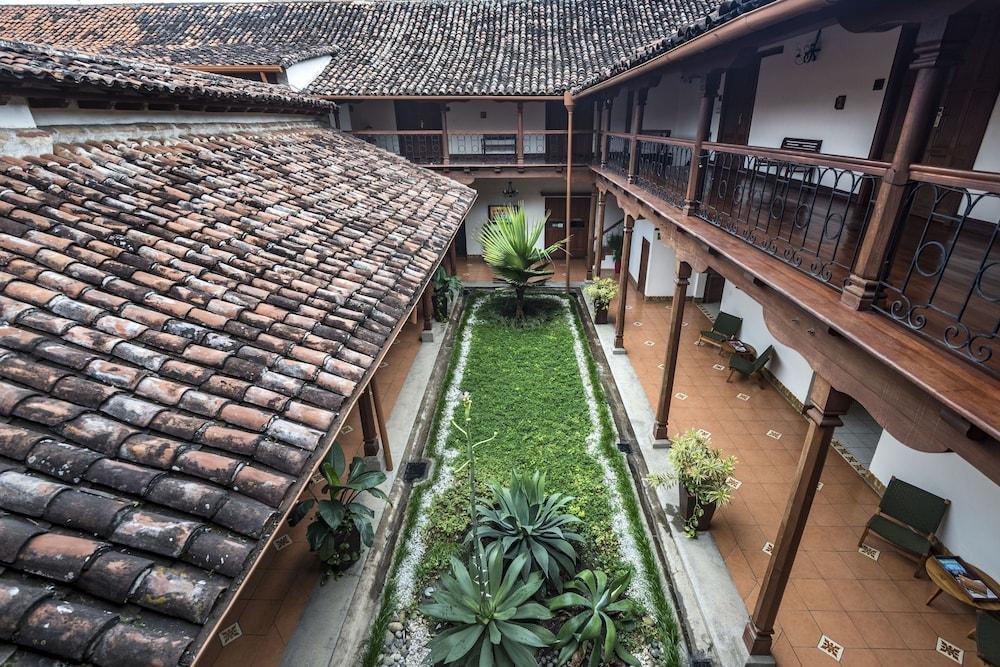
[479,204,565,320]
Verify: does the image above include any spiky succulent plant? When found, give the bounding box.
[548,569,641,667]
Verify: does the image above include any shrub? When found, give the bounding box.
[548,569,641,666]
[583,278,618,311]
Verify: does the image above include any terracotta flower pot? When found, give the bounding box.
[679,486,717,532]
[595,307,609,324]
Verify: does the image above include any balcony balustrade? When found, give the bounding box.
[634,137,694,208]
[605,133,630,177]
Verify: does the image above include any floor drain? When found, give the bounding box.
[403,460,429,482]
[617,442,632,454]
[689,655,713,667]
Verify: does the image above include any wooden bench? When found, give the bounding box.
[779,137,823,184]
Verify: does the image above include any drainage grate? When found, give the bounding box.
[616,442,632,454]
[403,460,429,483]
[689,656,713,667]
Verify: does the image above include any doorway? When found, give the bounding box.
[637,238,651,294]
[394,101,443,162]
[544,196,591,258]
[698,269,726,322]
[717,59,760,145]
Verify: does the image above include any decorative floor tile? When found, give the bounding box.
[736,393,751,401]
[675,392,688,401]
[379,361,390,369]
[342,424,354,434]
[696,428,712,438]
[272,534,293,552]
[311,472,324,485]
[681,321,688,327]
[219,623,243,647]
[725,476,743,490]
[766,429,782,440]
[657,363,665,370]
[858,544,880,561]
[633,321,643,326]
[817,635,844,661]
[816,481,824,492]
[712,364,726,371]
[644,340,655,346]
[936,637,964,664]
[625,305,633,310]
[694,340,705,346]
[762,541,774,555]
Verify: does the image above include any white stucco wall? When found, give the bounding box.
[444,101,547,155]
[283,55,333,92]
[31,107,305,127]
[718,281,814,402]
[967,93,1000,222]
[642,73,703,140]
[599,194,626,270]
[462,178,578,256]
[748,24,900,158]
[347,100,398,131]
[0,98,37,129]
[869,430,1000,576]
[625,219,702,298]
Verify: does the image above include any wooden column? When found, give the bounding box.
[358,386,381,459]
[564,92,575,292]
[370,377,393,471]
[448,237,458,274]
[613,214,636,350]
[626,89,647,183]
[440,103,450,166]
[842,24,957,310]
[600,98,613,169]
[684,71,721,212]
[743,375,851,657]
[652,261,692,443]
[421,284,434,342]
[585,186,598,281]
[516,102,525,168]
[593,191,608,278]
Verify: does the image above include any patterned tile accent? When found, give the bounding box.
[761,542,774,555]
[817,635,844,661]
[858,544,880,562]
[674,392,688,401]
[696,428,711,438]
[766,429,782,440]
[712,364,726,371]
[736,392,751,401]
[936,637,964,664]
[219,623,243,648]
[725,476,743,490]
[644,340,655,346]
[272,534,293,552]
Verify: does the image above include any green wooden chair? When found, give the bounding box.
[726,345,773,386]
[857,476,950,577]
[978,612,1000,667]
[698,312,742,350]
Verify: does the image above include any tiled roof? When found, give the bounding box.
[0,39,335,113]
[571,0,775,93]
[0,126,474,665]
[0,0,721,96]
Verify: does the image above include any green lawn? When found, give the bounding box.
[365,293,680,666]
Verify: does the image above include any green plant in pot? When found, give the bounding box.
[606,231,624,275]
[288,442,388,582]
[547,569,641,666]
[432,265,462,321]
[648,429,737,538]
[583,278,618,325]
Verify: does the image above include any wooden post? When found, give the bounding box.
[743,375,850,658]
[440,103,450,167]
[565,92,575,292]
[842,23,957,310]
[370,376,393,472]
[516,102,525,168]
[421,284,434,343]
[652,261,692,443]
[600,98,613,169]
[585,186,598,281]
[684,71,721,212]
[448,237,458,274]
[358,386,381,459]
[613,214,635,350]
[626,89,647,183]
[594,191,607,278]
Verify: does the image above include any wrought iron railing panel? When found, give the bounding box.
[355,133,443,164]
[634,140,693,208]
[875,181,1000,375]
[696,149,878,291]
[606,135,630,177]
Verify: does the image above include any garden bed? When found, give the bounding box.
[364,292,680,666]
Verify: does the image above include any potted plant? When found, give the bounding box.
[583,277,618,324]
[607,231,624,275]
[648,429,737,538]
[288,442,388,582]
[431,265,462,321]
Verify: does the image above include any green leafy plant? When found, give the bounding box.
[476,470,582,588]
[433,265,463,321]
[479,204,565,320]
[288,442,388,581]
[548,569,641,666]
[606,231,624,264]
[648,429,737,538]
[583,278,618,312]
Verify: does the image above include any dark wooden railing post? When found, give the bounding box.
[565,92,575,292]
[684,71,721,213]
[358,385,382,463]
[594,190,608,278]
[370,377,393,471]
[613,213,635,351]
[600,98,613,169]
[744,375,850,658]
[842,22,958,310]
[440,103,450,166]
[421,284,434,342]
[627,89,647,183]
[652,261,692,444]
[516,102,525,168]
[585,186,598,281]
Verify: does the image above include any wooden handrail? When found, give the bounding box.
[634,134,697,148]
[606,131,632,140]
[348,129,443,136]
[909,164,1000,193]
[703,141,891,176]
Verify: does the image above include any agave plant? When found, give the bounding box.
[548,569,641,667]
[476,470,582,587]
[420,547,555,666]
[479,204,565,320]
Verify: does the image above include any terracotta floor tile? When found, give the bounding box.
[829,579,881,612]
[791,645,840,666]
[809,610,866,648]
[806,551,856,581]
[772,634,803,667]
[883,612,940,650]
[848,610,907,649]
[777,609,824,648]
[794,579,843,611]
[839,647,881,667]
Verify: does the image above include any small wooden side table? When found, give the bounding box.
[925,556,1000,638]
[722,339,757,362]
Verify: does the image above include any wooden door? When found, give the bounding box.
[717,59,760,145]
[394,101,443,162]
[703,269,726,303]
[637,238,651,294]
[545,196,590,258]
